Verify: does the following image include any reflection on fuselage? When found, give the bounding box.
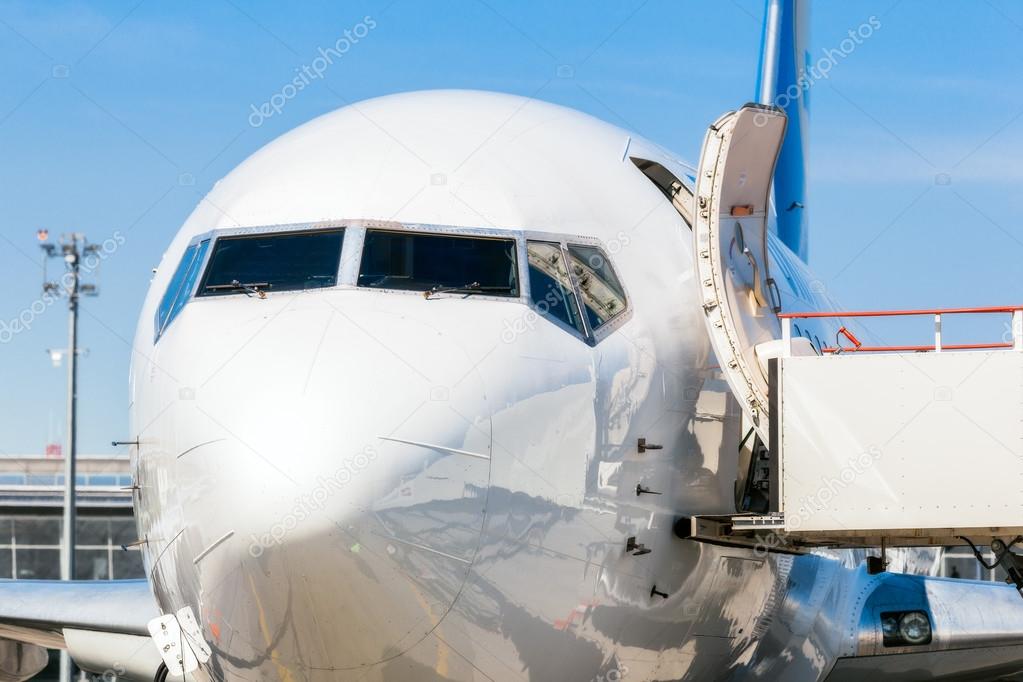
[130,91,943,681]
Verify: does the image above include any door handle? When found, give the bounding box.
[743,247,768,307]
[766,277,782,314]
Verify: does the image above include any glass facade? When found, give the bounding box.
[0,457,141,679]
[941,546,1009,582]
[0,515,144,581]
[0,473,133,487]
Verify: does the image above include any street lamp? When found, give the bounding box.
[39,232,99,682]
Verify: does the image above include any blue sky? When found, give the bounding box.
[1,0,1022,455]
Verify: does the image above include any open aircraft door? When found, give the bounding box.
[693,104,787,443]
[690,104,1023,559]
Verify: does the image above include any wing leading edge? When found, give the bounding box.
[0,579,163,681]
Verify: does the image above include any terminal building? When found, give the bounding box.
[0,453,144,680]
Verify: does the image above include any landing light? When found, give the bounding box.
[881,610,932,647]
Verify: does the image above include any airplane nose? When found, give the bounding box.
[153,297,493,674]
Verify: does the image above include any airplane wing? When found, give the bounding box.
[0,579,163,681]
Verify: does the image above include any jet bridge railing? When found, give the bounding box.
[768,304,1023,548]
[779,305,1023,356]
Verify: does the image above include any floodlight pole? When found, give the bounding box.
[40,232,96,682]
[61,238,81,682]
[61,236,80,586]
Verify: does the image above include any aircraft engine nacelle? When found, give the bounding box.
[0,639,47,682]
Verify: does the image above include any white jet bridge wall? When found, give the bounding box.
[777,350,1023,544]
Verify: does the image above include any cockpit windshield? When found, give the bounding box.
[567,244,627,329]
[154,222,628,347]
[197,229,344,297]
[357,229,518,296]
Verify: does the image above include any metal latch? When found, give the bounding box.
[147,606,211,676]
[637,437,663,454]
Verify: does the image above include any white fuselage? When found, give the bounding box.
[128,90,901,681]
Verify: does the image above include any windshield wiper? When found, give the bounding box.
[423,282,515,299]
[205,279,270,299]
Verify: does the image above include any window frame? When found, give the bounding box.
[153,236,213,343]
[350,223,631,344]
[354,225,523,300]
[153,221,349,344]
[565,242,629,333]
[525,239,589,341]
[522,230,631,345]
[195,224,348,298]
[154,220,630,347]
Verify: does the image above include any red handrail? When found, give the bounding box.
[822,342,1014,354]
[779,305,1023,319]
[780,305,1023,355]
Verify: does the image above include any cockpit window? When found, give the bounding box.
[567,244,627,330]
[526,241,587,337]
[357,230,518,296]
[197,229,344,297]
[154,239,209,342]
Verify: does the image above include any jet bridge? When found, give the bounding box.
[686,103,1023,553]
[685,306,1023,553]
[770,306,1023,548]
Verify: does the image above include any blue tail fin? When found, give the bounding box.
[756,0,810,261]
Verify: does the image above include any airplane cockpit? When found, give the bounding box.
[153,222,632,347]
